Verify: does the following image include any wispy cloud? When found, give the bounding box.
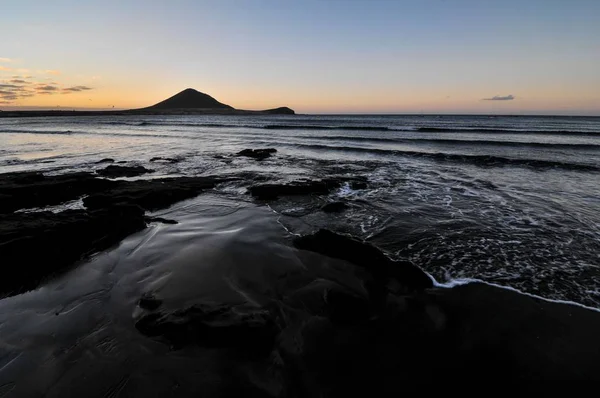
[43,70,61,75]
[482,94,515,101]
[9,79,29,84]
[0,66,12,71]
[35,84,60,93]
[0,58,13,63]
[62,85,93,93]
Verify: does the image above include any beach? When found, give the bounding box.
[2,114,600,394]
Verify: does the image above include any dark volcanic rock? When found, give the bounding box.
[146,216,178,224]
[294,229,433,292]
[96,158,115,164]
[135,303,276,350]
[236,148,277,160]
[97,165,153,178]
[150,157,179,163]
[350,181,368,190]
[248,179,343,200]
[0,171,228,297]
[84,176,221,211]
[0,205,146,296]
[0,171,113,213]
[139,293,163,311]
[321,201,349,213]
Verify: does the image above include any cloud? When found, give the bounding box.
[0,66,12,71]
[43,70,61,75]
[482,94,515,101]
[9,79,28,84]
[62,85,93,93]
[0,84,21,89]
[0,58,13,63]
[35,85,59,94]
[0,94,19,101]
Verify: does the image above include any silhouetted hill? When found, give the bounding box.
[147,88,234,110]
[0,88,295,117]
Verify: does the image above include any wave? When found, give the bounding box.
[416,127,600,136]
[53,119,598,135]
[262,124,396,132]
[294,143,600,171]
[316,135,600,149]
[0,129,84,136]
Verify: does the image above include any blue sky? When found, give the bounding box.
[1,0,599,113]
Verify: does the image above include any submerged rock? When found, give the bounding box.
[149,156,179,163]
[97,165,153,178]
[321,201,349,213]
[145,216,178,224]
[293,229,433,292]
[236,148,277,160]
[138,293,163,311]
[135,303,276,350]
[96,158,115,164]
[249,179,342,200]
[350,181,368,190]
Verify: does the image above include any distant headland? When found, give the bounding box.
[0,88,295,117]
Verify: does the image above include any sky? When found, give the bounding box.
[1,0,600,114]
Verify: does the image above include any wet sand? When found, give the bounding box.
[2,193,600,396]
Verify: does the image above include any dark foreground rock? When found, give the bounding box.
[0,171,227,297]
[0,205,146,296]
[83,176,221,211]
[321,201,349,213]
[294,229,433,292]
[96,158,115,164]
[0,171,113,213]
[149,156,179,163]
[97,165,153,178]
[138,293,163,311]
[135,303,276,351]
[236,148,277,160]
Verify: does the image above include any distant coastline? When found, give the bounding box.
[0,88,295,117]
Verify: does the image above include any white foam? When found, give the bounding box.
[14,197,86,214]
[430,273,600,313]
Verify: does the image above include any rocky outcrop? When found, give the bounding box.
[0,171,228,297]
[0,205,146,296]
[236,148,277,160]
[0,171,113,213]
[321,201,349,213]
[294,229,433,293]
[83,176,221,211]
[97,165,153,178]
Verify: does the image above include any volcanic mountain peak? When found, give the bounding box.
[148,88,234,110]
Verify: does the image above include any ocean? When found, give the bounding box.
[1,114,600,307]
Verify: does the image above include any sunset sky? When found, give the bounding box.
[1,0,599,114]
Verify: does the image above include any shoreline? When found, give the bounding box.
[2,186,600,394]
[2,144,600,392]
[0,107,295,118]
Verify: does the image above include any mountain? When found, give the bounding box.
[0,88,295,117]
[147,88,234,110]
